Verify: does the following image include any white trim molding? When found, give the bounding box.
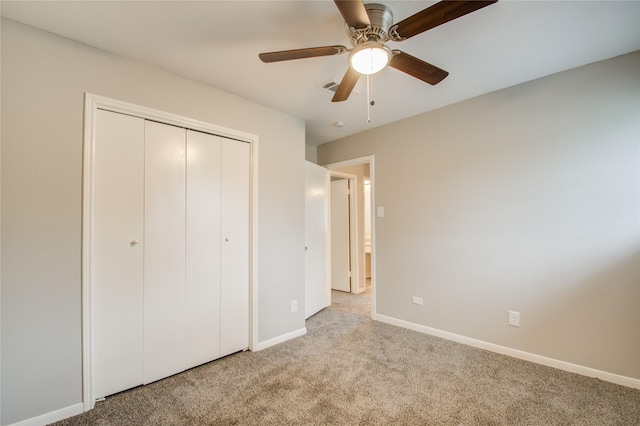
[82,93,260,412]
[253,327,307,352]
[7,403,84,426]
[374,313,640,390]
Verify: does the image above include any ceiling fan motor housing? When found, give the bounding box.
[347,3,394,46]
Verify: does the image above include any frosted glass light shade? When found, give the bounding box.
[350,44,390,75]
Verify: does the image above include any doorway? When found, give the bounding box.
[325,156,375,318]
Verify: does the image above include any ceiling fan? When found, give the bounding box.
[259,0,498,102]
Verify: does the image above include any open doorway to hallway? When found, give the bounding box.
[330,287,371,317]
[325,156,375,318]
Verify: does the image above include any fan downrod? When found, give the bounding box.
[347,3,394,47]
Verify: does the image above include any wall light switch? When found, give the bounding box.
[377,206,384,217]
[291,300,298,313]
[412,296,423,305]
[508,310,520,327]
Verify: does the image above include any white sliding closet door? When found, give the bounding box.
[92,108,250,399]
[186,130,222,366]
[94,110,145,399]
[143,121,187,384]
[220,140,250,356]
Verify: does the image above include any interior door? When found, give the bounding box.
[220,139,250,357]
[185,130,222,367]
[331,179,351,292]
[143,121,187,384]
[305,162,330,318]
[94,109,145,399]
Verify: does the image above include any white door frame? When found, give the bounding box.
[325,156,376,318]
[81,93,259,411]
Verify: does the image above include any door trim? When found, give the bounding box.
[82,93,259,411]
[324,156,376,318]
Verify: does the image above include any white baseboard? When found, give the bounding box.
[374,313,640,390]
[253,327,307,351]
[8,328,307,425]
[7,402,84,426]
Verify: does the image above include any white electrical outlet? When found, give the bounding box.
[291,300,298,313]
[377,206,384,217]
[508,310,520,327]
[412,296,423,305]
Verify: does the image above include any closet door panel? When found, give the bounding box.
[143,121,187,384]
[220,140,250,356]
[94,110,145,398]
[185,130,222,366]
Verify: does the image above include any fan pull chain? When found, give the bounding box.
[367,74,372,123]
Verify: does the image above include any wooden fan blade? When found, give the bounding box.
[332,67,361,102]
[334,0,370,29]
[392,1,498,40]
[259,46,347,63]
[389,51,449,85]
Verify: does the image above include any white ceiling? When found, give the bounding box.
[2,1,639,145]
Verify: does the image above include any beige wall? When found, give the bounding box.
[1,19,306,424]
[319,51,640,380]
[305,144,318,163]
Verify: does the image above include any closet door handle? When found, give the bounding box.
[130,240,140,247]
[224,237,230,242]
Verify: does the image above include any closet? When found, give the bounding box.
[93,109,249,399]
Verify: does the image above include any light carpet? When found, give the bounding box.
[54,289,640,425]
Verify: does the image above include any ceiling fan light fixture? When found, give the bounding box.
[349,42,390,75]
